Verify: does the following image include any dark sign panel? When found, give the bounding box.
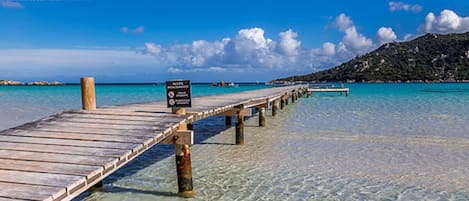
[166,80,191,108]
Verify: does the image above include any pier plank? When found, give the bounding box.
[0,182,65,201]
[0,149,118,166]
[0,135,139,150]
[0,169,85,193]
[0,141,129,157]
[4,129,158,143]
[0,158,101,176]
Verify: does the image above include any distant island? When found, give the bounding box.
[278,32,469,82]
[0,80,64,86]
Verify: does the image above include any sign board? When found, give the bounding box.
[166,80,191,108]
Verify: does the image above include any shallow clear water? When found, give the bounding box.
[1,83,469,200]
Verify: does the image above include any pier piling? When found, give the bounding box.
[172,107,195,197]
[236,110,244,145]
[272,100,278,116]
[80,77,96,110]
[259,107,266,127]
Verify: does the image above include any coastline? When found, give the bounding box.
[0,80,64,86]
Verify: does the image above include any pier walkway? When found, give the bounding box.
[0,81,308,201]
[308,84,349,96]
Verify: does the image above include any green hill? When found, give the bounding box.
[279,32,469,82]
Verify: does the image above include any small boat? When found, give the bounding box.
[225,82,239,88]
[211,80,238,87]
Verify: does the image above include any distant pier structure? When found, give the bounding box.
[307,83,349,96]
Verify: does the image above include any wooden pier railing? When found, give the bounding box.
[0,78,309,201]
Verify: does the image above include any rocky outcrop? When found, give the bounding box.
[0,80,23,85]
[27,81,64,86]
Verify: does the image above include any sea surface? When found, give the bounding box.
[1,83,468,201]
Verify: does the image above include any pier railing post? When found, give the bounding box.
[172,107,195,198]
[258,107,266,127]
[80,77,96,110]
[235,109,244,145]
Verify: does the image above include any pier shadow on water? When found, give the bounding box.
[73,114,257,200]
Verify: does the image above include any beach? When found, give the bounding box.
[1,83,468,200]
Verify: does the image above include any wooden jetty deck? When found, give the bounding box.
[308,84,349,96]
[0,78,308,201]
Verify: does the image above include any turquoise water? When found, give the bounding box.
[1,83,469,200]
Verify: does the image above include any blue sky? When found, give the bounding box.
[1,0,469,82]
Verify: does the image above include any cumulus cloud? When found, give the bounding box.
[389,1,422,13]
[141,14,376,74]
[312,42,336,56]
[121,26,145,33]
[333,14,373,55]
[377,27,397,44]
[335,13,353,31]
[1,0,23,8]
[278,29,301,56]
[143,27,298,72]
[421,9,469,34]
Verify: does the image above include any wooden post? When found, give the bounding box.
[225,116,232,126]
[172,107,195,198]
[280,98,285,110]
[235,110,244,145]
[272,100,278,116]
[307,91,311,98]
[291,92,295,103]
[258,107,265,127]
[346,91,349,96]
[80,77,96,110]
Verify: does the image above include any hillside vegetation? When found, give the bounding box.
[279,32,469,82]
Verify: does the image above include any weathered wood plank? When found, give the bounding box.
[0,141,129,157]
[0,197,30,201]
[0,149,118,166]
[60,112,178,122]
[57,114,185,125]
[0,181,65,201]
[0,169,85,194]
[4,129,158,144]
[0,158,101,176]
[0,135,139,150]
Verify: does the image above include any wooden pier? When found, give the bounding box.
[0,78,308,201]
[308,84,349,96]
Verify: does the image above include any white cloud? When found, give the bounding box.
[312,42,336,56]
[389,1,422,13]
[335,13,353,31]
[278,29,301,56]
[140,16,375,74]
[143,27,298,72]
[422,9,469,34]
[121,26,144,33]
[332,14,373,55]
[340,26,373,54]
[377,27,397,44]
[1,0,23,8]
